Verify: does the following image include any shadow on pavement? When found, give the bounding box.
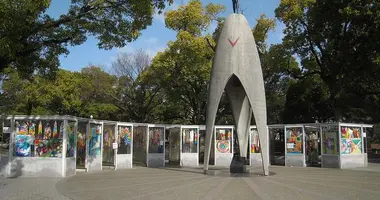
[156,165,276,177]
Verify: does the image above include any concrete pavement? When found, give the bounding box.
[56,166,380,200]
[2,165,380,200]
[0,178,69,200]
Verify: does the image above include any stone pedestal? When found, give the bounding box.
[230,155,247,173]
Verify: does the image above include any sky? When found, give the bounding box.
[47,0,284,72]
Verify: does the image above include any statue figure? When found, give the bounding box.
[232,0,239,13]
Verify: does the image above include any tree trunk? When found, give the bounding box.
[329,84,342,122]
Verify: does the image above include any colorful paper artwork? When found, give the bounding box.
[323,132,337,154]
[118,126,132,154]
[119,126,131,146]
[124,127,132,145]
[286,127,303,154]
[194,133,198,145]
[341,127,361,139]
[103,127,114,163]
[15,135,33,157]
[59,122,64,139]
[18,122,27,135]
[250,129,261,153]
[34,139,62,157]
[44,122,52,139]
[37,121,43,139]
[148,127,164,153]
[77,128,86,164]
[14,120,67,157]
[150,128,163,145]
[89,126,102,156]
[181,128,198,153]
[216,129,232,141]
[152,129,161,145]
[67,123,76,157]
[104,129,110,146]
[28,122,36,137]
[340,127,362,155]
[52,121,58,138]
[341,138,362,154]
[215,128,232,153]
[216,140,230,153]
[193,130,198,145]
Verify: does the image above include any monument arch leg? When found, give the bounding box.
[225,76,252,160]
[239,77,269,176]
[203,79,226,173]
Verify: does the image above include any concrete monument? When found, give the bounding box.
[203,13,269,175]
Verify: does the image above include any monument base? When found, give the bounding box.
[230,155,247,173]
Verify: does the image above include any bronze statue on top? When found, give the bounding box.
[232,0,239,14]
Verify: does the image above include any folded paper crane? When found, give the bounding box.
[203,14,269,175]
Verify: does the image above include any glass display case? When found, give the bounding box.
[182,128,198,153]
[214,126,234,167]
[116,123,133,169]
[285,126,305,167]
[148,127,164,153]
[87,121,103,172]
[180,126,199,166]
[147,125,165,167]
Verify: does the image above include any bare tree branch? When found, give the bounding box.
[206,37,216,52]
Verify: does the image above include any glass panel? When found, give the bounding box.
[103,125,115,165]
[148,127,164,153]
[215,128,232,153]
[133,126,147,155]
[321,125,339,155]
[76,122,87,166]
[182,128,198,153]
[305,126,321,165]
[1,120,10,159]
[66,122,76,157]
[118,126,132,154]
[286,127,303,154]
[269,128,285,166]
[88,124,102,156]
[14,120,63,157]
[34,139,63,157]
[250,128,260,153]
[340,126,362,154]
[168,129,180,163]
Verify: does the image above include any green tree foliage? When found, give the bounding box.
[0,66,119,120]
[79,66,119,119]
[275,0,380,121]
[149,0,225,124]
[0,0,172,78]
[283,75,332,123]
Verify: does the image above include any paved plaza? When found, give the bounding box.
[1,165,380,200]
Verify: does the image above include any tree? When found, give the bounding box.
[275,0,380,121]
[283,75,332,123]
[0,0,172,78]
[79,66,119,120]
[150,0,225,124]
[0,66,119,119]
[111,49,163,123]
[0,68,28,114]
